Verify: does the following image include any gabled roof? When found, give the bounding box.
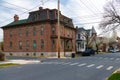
[92,26,96,33]
[77,27,85,31]
[2,19,27,28]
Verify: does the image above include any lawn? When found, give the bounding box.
[108,73,120,80]
[0,63,20,68]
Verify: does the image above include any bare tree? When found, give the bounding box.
[80,31,97,50]
[99,0,120,31]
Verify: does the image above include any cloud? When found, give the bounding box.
[0,0,108,41]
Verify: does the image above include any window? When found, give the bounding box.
[26,40,29,50]
[10,42,12,48]
[9,30,13,37]
[52,39,55,48]
[40,26,44,35]
[19,29,22,36]
[81,42,84,48]
[78,34,80,39]
[26,27,29,36]
[33,40,37,50]
[33,27,36,36]
[51,26,55,34]
[19,41,22,50]
[49,10,55,20]
[41,39,44,49]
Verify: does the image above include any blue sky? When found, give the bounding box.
[0,0,108,41]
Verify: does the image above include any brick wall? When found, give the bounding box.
[3,22,76,56]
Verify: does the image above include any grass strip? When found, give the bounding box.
[108,73,120,80]
[0,63,20,68]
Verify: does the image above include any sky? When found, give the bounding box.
[0,0,109,41]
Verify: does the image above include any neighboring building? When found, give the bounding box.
[1,7,76,57]
[76,27,86,52]
[76,26,97,53]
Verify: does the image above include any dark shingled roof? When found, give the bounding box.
[2,19,27,28]
[1,8,74,29]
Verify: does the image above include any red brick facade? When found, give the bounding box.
[2,7,76,57]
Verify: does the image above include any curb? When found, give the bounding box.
[0,60,41,65]
[112,68,120,74]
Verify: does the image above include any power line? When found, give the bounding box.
[79,0,97,15]
[74,21,101,25]
[0,0,51,25]
[0,4,26,12]
[1,0,29,11]
[71,13,103,18]
[86,0,102,13]
[61,2,103,22]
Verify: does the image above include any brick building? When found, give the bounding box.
[1,7,76,57]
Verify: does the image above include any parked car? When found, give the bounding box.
[82,49,95,56]
[109,49,119,53]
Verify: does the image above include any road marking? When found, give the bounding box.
[86,64,95,67]
[96,65,104,69]
[78,63,87,67]
[106,66,113,70]
[70,63,79,66]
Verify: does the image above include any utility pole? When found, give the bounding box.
[57,0,60,58]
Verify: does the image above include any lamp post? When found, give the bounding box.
[57,0,60,58]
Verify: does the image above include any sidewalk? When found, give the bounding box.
[113,68,120,74]
[0,59,41,65]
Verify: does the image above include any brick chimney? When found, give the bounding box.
[39,7,43,10]
[14,14,19,21]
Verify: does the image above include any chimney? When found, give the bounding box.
[76,26,78,29]
[39,7,43,10]
[14,14,19,21]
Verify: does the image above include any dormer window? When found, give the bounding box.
[40,26,44,35]
[51,26,55,34]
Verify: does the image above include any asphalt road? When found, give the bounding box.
[1,53,120,80]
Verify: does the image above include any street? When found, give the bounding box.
[0,53,120,80]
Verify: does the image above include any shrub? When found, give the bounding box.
[0,52,5,61]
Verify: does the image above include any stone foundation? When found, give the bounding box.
[4,52,75,58]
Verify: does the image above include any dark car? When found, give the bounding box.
[82,49,95,56]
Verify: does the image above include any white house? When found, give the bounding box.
[76,26,97,53]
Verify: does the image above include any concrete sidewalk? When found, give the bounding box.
[113,68,120,73]
[0,59,41,65]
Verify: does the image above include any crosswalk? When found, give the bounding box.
[96,65,104,69]
[40,57,120,71]
[41,61,118,71]
[78,63,87,67]
[84,57,120,61]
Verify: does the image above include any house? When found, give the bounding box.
[76,27,86,53]
[76,26,97,53]
[1,7,76,57]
